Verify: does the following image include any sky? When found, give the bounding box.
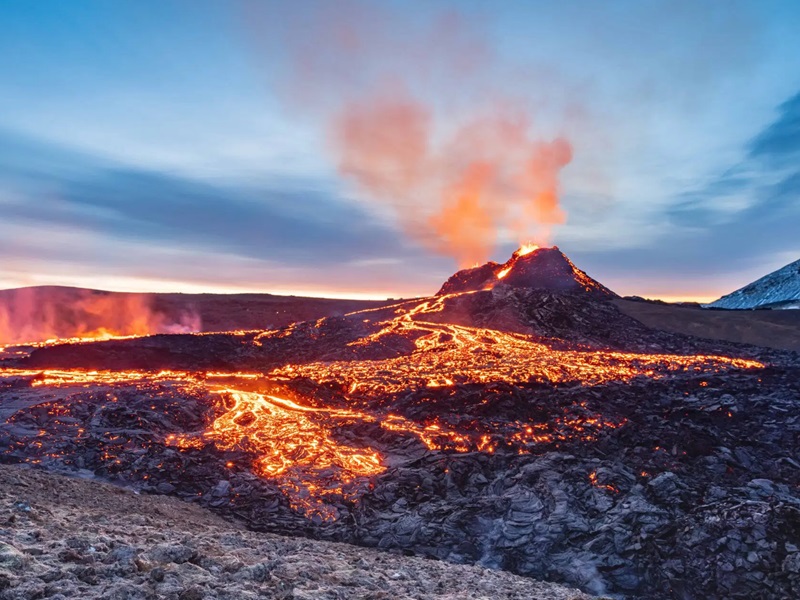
[1,0,799,301]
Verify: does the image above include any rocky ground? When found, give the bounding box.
[0,465,593,600]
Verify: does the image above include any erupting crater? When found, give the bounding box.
[437,245,614,296]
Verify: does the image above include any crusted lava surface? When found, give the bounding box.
[1,269,799,599]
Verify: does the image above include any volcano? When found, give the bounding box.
[437,245,615,297]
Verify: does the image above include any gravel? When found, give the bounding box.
[0,464,594,600]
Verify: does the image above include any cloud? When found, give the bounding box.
[0,128,413,267]
[574,88,800,290]
[748,90,800,164]
[245,1,577,267]
[671,87,800,235]
[0,128,456,297]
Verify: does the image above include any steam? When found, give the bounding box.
[0,288,201,345]
[254,2,574,267]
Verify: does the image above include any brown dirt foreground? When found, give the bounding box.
[0,465,595,600]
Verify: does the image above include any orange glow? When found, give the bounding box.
[496,243,539,279]
[330,88,573,267]
[515,243,540,257]
[428,162,497,268]
[274,293,763,394]
[0,363,633,517]
[589,470,619,493]
[0,287,199,345]
[173,389,384,519]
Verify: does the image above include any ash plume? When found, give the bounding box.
[250,2,574,267]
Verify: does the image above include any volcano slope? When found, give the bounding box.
[1,248,799,599]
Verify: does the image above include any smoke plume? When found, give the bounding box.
[254,2,574,267]
[0,287,200,345]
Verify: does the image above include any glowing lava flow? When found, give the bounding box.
[269,293,764,398]
[0,293,766,521]
[0,366,389,518]
[0,334,149,360]
[280,324,762,396]
[498,243,539,279]
[0,364,630,518]
[0,365,506,518]
[169,389,384,519]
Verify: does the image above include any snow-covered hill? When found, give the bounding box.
[707,258,800,309]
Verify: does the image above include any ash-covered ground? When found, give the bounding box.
[1,250,799,599]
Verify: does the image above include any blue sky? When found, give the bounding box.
[1,0,799,300]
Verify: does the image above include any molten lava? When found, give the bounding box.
[516,243,540,256]
[497,244,539,279]
[171,389,384,519]
[496,244,540,280]
[0,363,635,517]
[268,293,761,398]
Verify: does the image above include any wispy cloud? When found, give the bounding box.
[0,129,401,261]
[0,128,447,297]
[574,89,800,295]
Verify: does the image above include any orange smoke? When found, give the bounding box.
[334,93,430,202]
[332,91,573,267]
[0,287,200,345]
[429,161,496,267]
[255,3,574,267]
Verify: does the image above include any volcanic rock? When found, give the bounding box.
[0,542,25,571]
[3,355,799,598]
[0,465,593,600]
[437,246,615,297]
[436,261,503,296]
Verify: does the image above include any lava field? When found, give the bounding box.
[1,249,799,599]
